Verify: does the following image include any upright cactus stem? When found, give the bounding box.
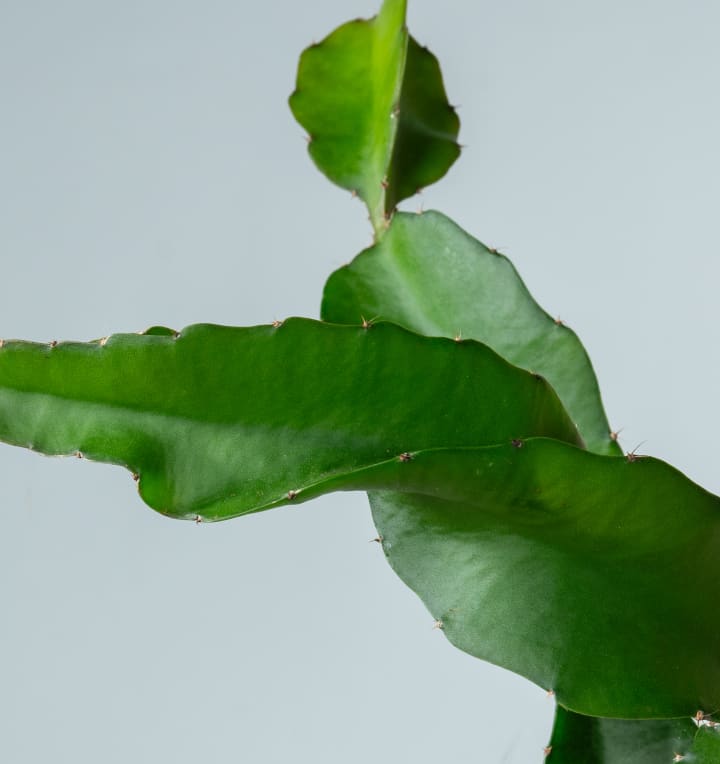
[289,0,459,238]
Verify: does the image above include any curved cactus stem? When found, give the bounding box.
[289,1,460,237]
[0,318,578,521]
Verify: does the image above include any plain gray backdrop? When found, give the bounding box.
[2,1,719,762]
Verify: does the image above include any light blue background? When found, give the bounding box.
[1,1,719,761]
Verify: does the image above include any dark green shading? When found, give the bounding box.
[142,326,178,337]
[385,37,461,211]
[548,705,720,763]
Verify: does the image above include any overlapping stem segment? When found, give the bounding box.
[1,0,718,760]
[2,323,720,720]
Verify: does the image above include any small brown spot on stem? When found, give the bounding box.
[272,319,283,328]
[74,451,83,459]
[511,438,524,449]
[287,489,299,500]
[554,317,564,326]
[361,316,374,330]
[370,535,383,544]
[543,747,552,758]
[398,452,413,463]
[380,177,389,190]
[132,473,139,482]
[626,443,645,462]
[49,340,58,348]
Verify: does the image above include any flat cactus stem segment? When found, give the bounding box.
[289,0,459,235]
[322,210,619,457]
[0,318,579,521]
[365,440,720,719]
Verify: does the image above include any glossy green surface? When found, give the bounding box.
[323,210,619,457]
[289,0,459,235]
[0,319,578,521]
[320,222,700,754]
[548,706,720,763]
[3,311,717,719]
[1,0,708,756]
[366,441,720,718]
[4,318,712,717]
